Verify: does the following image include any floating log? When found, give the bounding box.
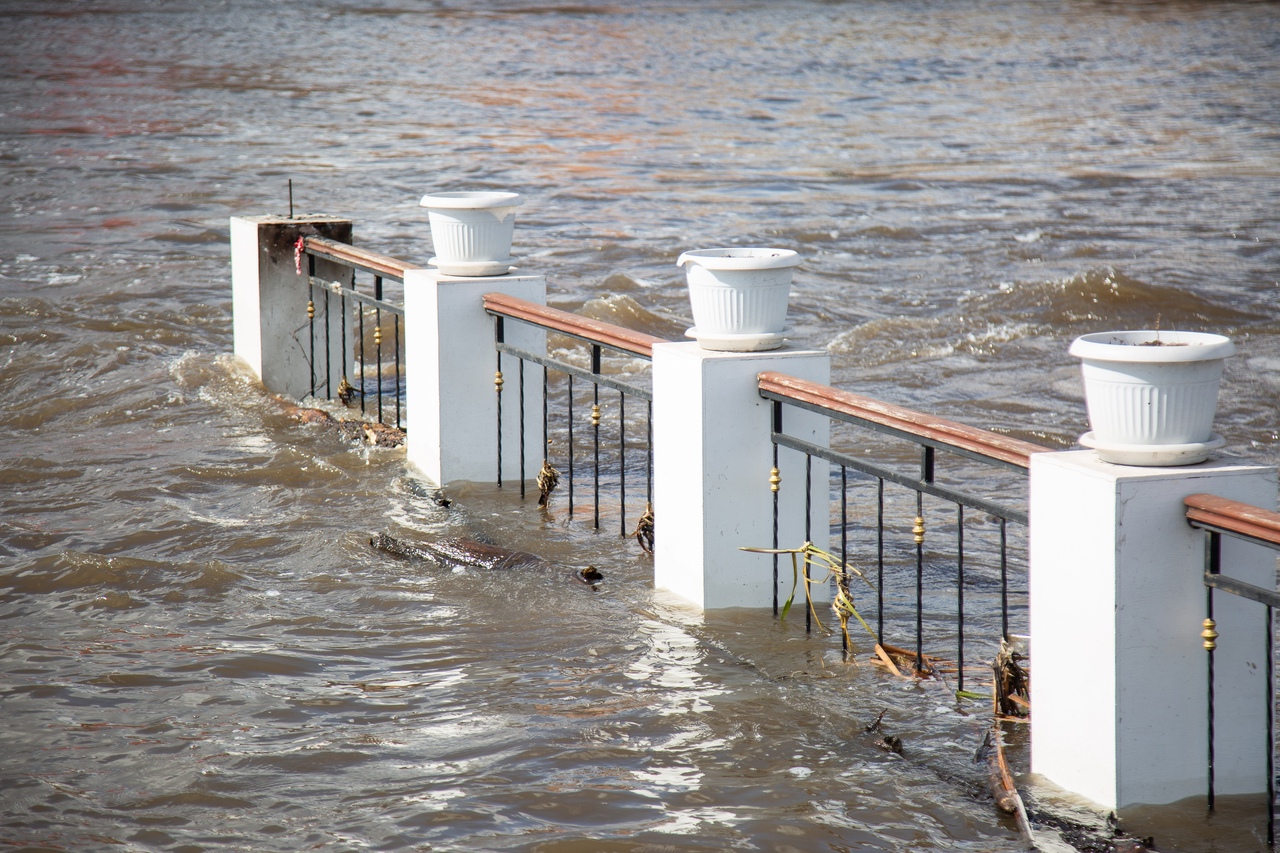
[370,532,603,587]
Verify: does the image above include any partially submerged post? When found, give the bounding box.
[1029,451,1276,809]
[230,215,352,398]
[652,342,831,610]
[402,268,545,487]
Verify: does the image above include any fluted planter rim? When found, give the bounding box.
[677,247,802,272]
[1069,330,1235,363]
[419,191,522,210]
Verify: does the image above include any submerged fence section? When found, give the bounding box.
[1185,493,1280,847]
[301,235,411,430]
[483,293,667,538]
[758,370,1045,690]
[232,213,1280,822]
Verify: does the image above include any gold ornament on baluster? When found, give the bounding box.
[1201,617,1218,652]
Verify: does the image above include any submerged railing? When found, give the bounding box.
[300,236,413,430]
[483,293,668,539]
[759,370,1048,691]
[233,213,1280,824]
[1185,493,1280,847]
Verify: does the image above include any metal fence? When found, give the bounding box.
[758,370,1049,693]
[483,293,667,541]
[300,236,409,430]
[1186,492,1280,848]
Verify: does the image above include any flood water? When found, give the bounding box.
[2,1,1279,850]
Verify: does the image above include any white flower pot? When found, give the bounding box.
[1069,330,1235,466]
[420,191,521,276]
[677,247,802,351]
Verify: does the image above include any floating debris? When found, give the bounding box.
[631,502,655,553]
[278,398,405,448]
[536,458,560,507]
[370,532,603,588]
[994,638,1030,719]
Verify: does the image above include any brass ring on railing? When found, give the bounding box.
[374,326,382,347]
[769,467,781,493]
[494,370,504,393]
[591,403,601,427]
[307,300,315,320]
[913,516,925,545]
[1202,618,1218,652]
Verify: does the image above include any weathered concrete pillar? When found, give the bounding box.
[652,342,830,610]
[402,269,545,487]
[230,215,353,399]
[1029,451,1276,809]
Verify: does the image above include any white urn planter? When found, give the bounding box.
[420,191,521,276]
[1069,330,1235,466]
[676,247,802,352]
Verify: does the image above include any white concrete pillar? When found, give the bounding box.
[403,269,545,487]
[1029,451,1276,809]
[230,215,353,399]
[653,342,830,610]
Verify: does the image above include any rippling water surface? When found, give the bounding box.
[2,1,1278,850]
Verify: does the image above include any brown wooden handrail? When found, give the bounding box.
[758,371,1049,470]
[483,292,670,358]
[1185,493,1280,548]
[303,235,424,281]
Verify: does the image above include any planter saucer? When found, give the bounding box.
[428,257,516,277]
[1078,432,1226,467]
[685,327,791,353]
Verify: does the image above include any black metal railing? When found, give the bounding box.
[758,371,1049,692]
[301,236,413,430]
[483,293,668,539]
[1186,493,1280,848]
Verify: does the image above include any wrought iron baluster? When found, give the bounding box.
[1000,517,1010,642]
[914,493,925,673]
[567,374,575,517]
[518,359,526,501]
[914,447,934,673]
[840,464,849,657]
[1205,531,1220,813]
[591,345,601,531]
[543,364,550,477]
[877,478,885,647]
[324,277,332,400]
[840,466,848,578]
[805,453,813,633]
[495,317,504,489]
[771,401,782,616]
[394,312,402,430]
[308,253,316,398]
[1266,602,1275,848]
[956,503,965,693]
[374,275,384,424]
[646,399,653,505]
[357,286,366,417]
[339,278,348,402]
[619,391,627,537]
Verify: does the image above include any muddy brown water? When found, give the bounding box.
[2,1,1278,850]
